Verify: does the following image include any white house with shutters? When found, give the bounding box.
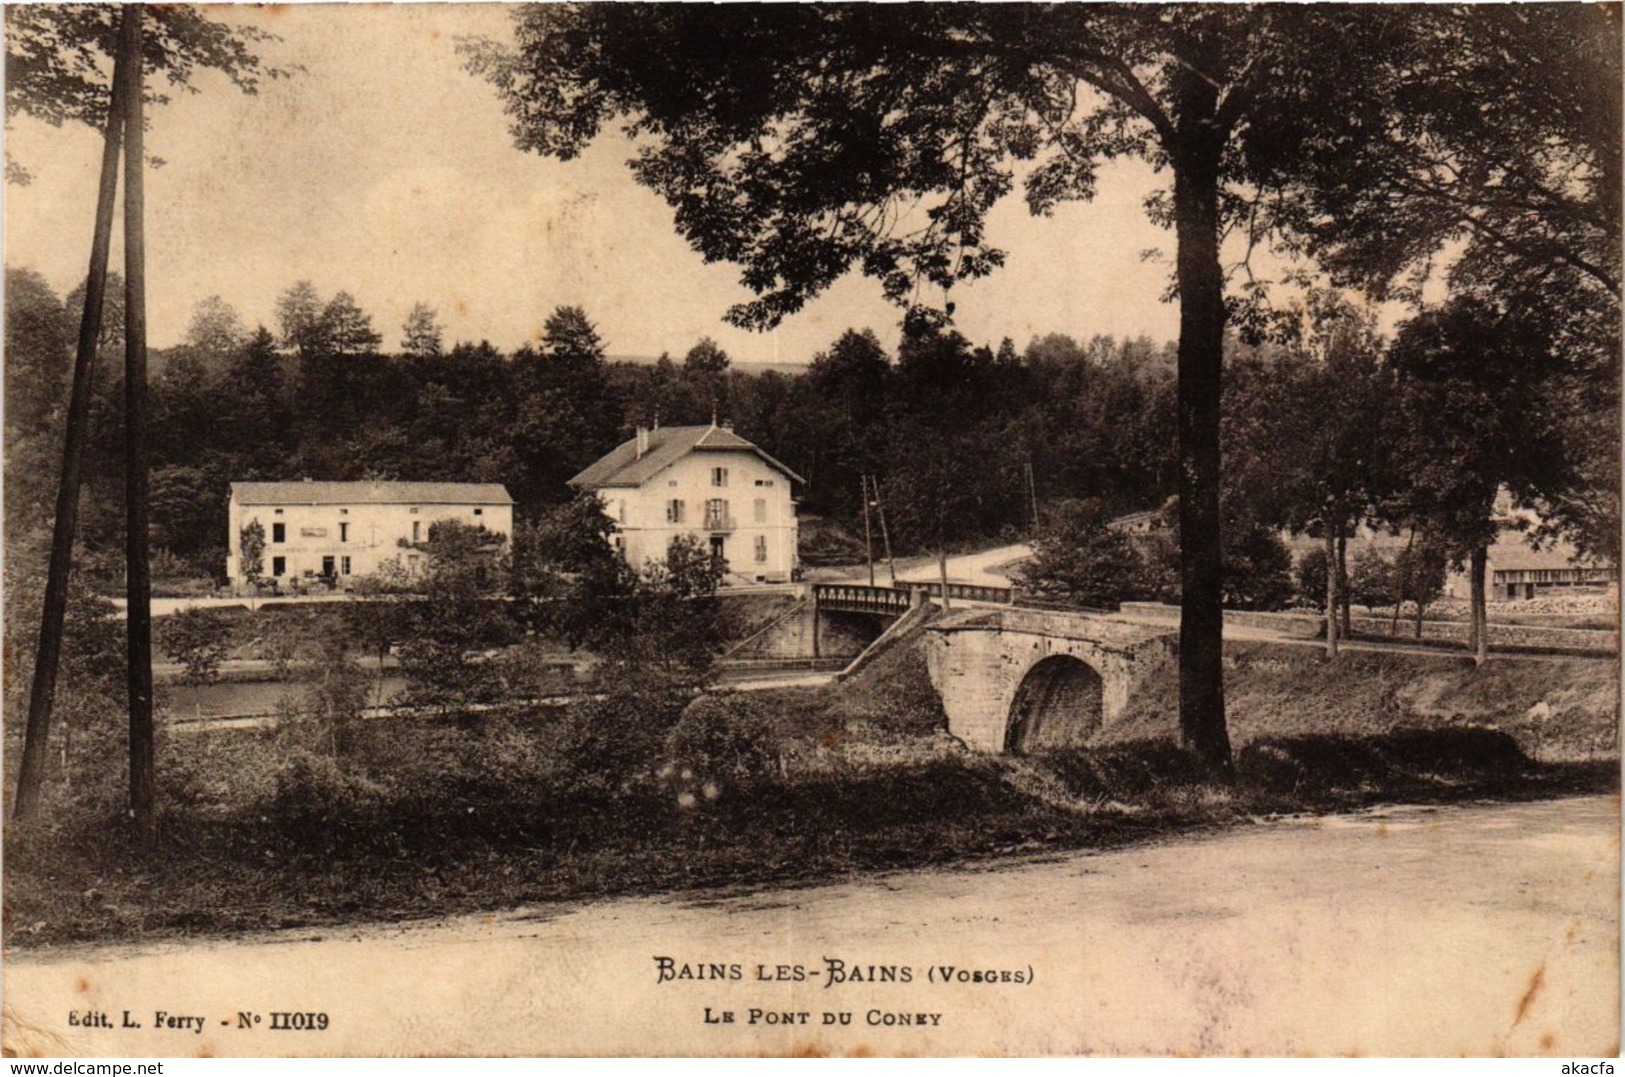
[226,480,514,593]
[569,423,802,584]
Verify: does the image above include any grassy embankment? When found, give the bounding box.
[5,613,1616,949]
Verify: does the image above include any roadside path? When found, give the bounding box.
[5,795,1614,1056]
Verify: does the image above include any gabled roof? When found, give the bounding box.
[231,481,513,506]
[1488,538,1604,572]
[569,425,805,489]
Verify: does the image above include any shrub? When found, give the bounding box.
[1349,547,1397,610]
[1296,547,1330,610]
[559,668,691,795]
[1220,523,1295,610]
[663,694,780,803]
[1019,508,1155,609]
[267,748,389,830]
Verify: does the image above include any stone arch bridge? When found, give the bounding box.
[922,607,1176,754]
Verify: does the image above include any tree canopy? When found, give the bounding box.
[4,4,289,183]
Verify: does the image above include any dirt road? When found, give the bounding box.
[5,795,1615,1056]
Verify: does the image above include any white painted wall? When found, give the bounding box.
[227,495,512,591]
[607,451,797,582]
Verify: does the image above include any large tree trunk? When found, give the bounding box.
[122,6,157,843]
[1469,545,1489,665]
[1171,122,1231,776]
[1323,527,1339,658]
[12,11,132,824]
[1390,527,1415,637]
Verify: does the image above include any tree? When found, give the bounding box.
[464,4,1450,772]
[4,268,72,539]
[541,305,606,368]
[1389,296,1573,664]
[395,520,515,713]
[1224,293,1397,653]
[683,336,730,375]
[65,272,125,360]
[1018,502,1151,610]
[400,301,444,358]
[9,5,284,827]
[4,5,287,184]
[1277,7,1619,309]
[341,559,414,711]
[321,291,382,356]
[238,518,266,591]
[1272,7,1620,579]
[275,279,327,358]
[184,294,246,358]
[159,607,228,717]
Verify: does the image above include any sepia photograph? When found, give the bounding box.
[1,1,1619,1060]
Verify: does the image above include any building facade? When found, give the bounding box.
[226,481,514,592]
[569,424,802,584]
[1443,537,1616,602]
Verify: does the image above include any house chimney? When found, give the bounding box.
[721,419,734,431]
[636,426,650,459]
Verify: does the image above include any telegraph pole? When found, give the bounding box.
[861,475,875,587]
[872,475,896,587]
[13,8,133,822]
[1024,461,1040,533]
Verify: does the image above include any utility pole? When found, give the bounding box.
[1024,461,1040,533]
[121,5,157,843]
[861,474,875,587]
[872,475,896,587]
[13,9,133,822]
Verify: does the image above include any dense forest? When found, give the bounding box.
[6,269,1618,610]
[4,272,1189,584]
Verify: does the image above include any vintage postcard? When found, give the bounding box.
[3,2,1619,1059]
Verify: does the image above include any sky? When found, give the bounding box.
[5,4,1201,363]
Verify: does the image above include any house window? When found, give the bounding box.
[613,536,626,556]
[272,523,285,544]
[706,498,729,528]
[616,500,626,523]
[339,508,348,515]
[667,498,685,524]
[273,508,284,515]
[341,556,351,575]
[712,466,729,488]
[339,522,349,543]
[753,498,767,524]
[754,535,768,562]
[755,479,773,488]
[410,507,420,514]
[474,508,483,516]
[412,521,421,542]
[271,556,285,576]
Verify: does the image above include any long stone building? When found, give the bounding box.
[226,480,514,592]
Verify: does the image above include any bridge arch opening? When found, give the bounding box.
[1005,654,1104,754]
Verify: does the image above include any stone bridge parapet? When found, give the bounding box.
[923,608,1176,754]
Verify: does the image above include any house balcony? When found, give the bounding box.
[703,514,737,533]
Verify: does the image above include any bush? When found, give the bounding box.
[267,748,389,831]
[559,668,691,795]
[1349,547,1397,610]
[663,694,780,803]
[1220,523,1295,610]
[1019,511,1156,609]
[1296,547,1330,610]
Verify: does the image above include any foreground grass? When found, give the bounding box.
[5,637,1617,950]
